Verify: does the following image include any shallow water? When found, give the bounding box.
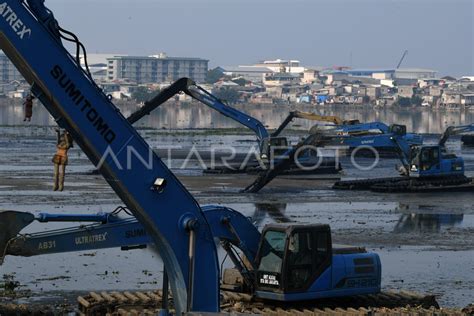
[0,125,473,308]
[2,100,474,134]
[2,201,473,307]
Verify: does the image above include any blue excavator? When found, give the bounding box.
[406,124,473,178]
[126,78,340,176]
[334,123,474,192]
[275,112,423,155]
[124,76,427,193]
[0,0,386,314]
[1,205,382,302]
[329,122,423,154]
[126,80,422,178]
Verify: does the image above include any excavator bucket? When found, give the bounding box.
[243,132,326,193]
[0,211,35,264]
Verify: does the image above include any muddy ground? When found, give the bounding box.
[0,126,473,313]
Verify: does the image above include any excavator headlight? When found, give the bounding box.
[151,178,167,192]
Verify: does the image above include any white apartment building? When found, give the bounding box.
[221,59,306,83]
[255,59,305,74]
[106,53,208,84]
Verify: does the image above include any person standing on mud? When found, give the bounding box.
[23,94,34,122]
[52,129,73,191]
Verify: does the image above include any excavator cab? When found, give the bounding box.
[344,119,361,125]
[389,124,407,136]
[255,224,332,296]
[409,145,464,177]
[253,224,381,301]
[260,137,290,160]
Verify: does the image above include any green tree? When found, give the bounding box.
[411,95,423,107]
[396,97,411,107]
[214,88,240,104]
[131,87,160,103]
[206,68,224,84]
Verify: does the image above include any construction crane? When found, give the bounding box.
[396,50,408,69]
[0,0,384,313]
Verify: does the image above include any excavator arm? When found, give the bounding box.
[1,206,262,288]
[243,132,328,193]
[128,84,349,192]
[271,110,352,137]
[127,77,193,124]
[439,124,474,147]
[389,135,412,173]
[1,204,290,263]
[0,0,220,312]
[127,77,269,146]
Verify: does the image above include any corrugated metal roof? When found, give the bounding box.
[222,66,273,73]
[396,68,437,73]
[347,68,395,73]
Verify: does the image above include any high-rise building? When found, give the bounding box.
[106,53,208,84]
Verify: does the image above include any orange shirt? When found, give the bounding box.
[56,133,72,157]
[56,148,68,157]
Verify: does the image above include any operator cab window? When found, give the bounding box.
[287,231,313,290]
[390,124,407,136]
[315,231,330,268]
[286,229,331,291]
[270,137,289,148]
[441,147,457,159]
[420,147,439,170]
[269,137,290,157]
[258,230,286,275]
[410,146,421,167]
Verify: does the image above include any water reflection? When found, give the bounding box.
[252,203,292,226]
[394,214,464,233]
[2,101,474,134]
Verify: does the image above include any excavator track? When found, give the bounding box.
[75,289,468,316]
[333,177,406,191]
[333,175,473,192]
[204,158,340,175]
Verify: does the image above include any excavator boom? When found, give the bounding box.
[271,110,351,137]
[2,206,261,267]
[0,0,220,312]
[127,77,269,145]
[439,123,474,147]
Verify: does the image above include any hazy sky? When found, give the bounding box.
[47,0,473,76]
